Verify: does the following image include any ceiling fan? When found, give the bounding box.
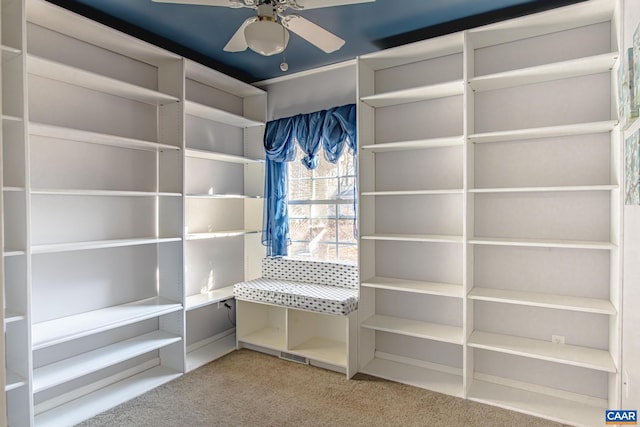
[151,0,375,57]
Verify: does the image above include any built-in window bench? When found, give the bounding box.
[233,258,359,377]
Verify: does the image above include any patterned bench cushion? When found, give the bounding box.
[233,278,358,315]
[262,258,359,290]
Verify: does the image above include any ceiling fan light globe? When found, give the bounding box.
[244,19,289,56]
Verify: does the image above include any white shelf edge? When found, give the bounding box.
[185,230,260,241]
[185,286,235,311]
[360,354,463,398]
[31,188,181,197]
[469,120,618,144]
[2,186,25,192]
[185,193,262,199]
[468,330,616,372]
[361,276,463,298]
[468,236,616,250]
[31,237,182,254]
[1,114,22,123]
[360,80,464,108]
[186,332,236,372]
[361,233,463,244]
[185,100,264,128]
[470,184,618,193]
[361,314,463,345]
[468,378,605,427]
[361,189,464,196]
[468,287,616,315]
[4,310,26,324]
[29,122,180,152]
[34,365,181,427]
[27,55,179,106]
[185,148,263,164]
[32,296,183,350]
[360,136,464,152]
[469,52,618,92]
[1,44,22,56]
[3,249,26,257]
[5,369,27,392]
[33,330,181,393]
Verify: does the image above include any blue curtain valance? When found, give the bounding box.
[261,104,357,257]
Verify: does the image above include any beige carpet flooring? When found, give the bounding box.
[78,349,569,427]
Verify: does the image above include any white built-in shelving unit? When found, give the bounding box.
[357,0,623,425]
[0,0,270,424]
[182,59,266,372]
[2,0,31,424]
[23,0,185,424]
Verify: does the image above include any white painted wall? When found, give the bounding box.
[623,0,640,408]
[256,61,357,121]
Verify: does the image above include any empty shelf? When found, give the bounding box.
[32,296,183,350]
[360,136,464,152]
[185,286,235,311]
[186,333,237,372]
[468,330,616,372]
[361,276,463,298]
[185,100,264,127]
[469,236,616,250]
[361,80,464,107]
[361,233,462,244]
[468,287,616,315]
[361,314,463,344]
[469,120,617,144]
[185,230,260,240]
[31,237,181,254]
[185,148,262,164]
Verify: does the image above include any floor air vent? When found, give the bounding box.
[279,352,309,365]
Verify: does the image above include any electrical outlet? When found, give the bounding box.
[551,335,565,344]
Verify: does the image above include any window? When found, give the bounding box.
[287,146,357,264]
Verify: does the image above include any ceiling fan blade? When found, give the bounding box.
[152,0,240,6]
[293,0,374,10]
[223,17,257,52]
[281,15,345,53]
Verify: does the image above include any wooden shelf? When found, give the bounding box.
[360,80,464,108]
[185,100,264,128]
[5,369,27,392]
[29,122,180,152]
[468,378,604,427]
[361,233,462,244]
[34,365,182,427]
[185,230,260,241]
[470,185,618,193]
[468,330,616,372]
[33,330,181,393]
[469,52,618,92]
[186,332,236,372]
[361,189,464,196]
[469,120,617,144]
[468,287,616,315]
[185,148,262,164]
[32,296,183,350]
[361,356,463,397]
[360,136,464,152]
[289,336,347,367]
[185,286,235,311]
[469,236,616,250]
[27,55,179,106]
[362,276,463,298]
[361,314,463,345]
[238,327,286,351]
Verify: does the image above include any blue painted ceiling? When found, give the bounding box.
[48,0,585,83]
